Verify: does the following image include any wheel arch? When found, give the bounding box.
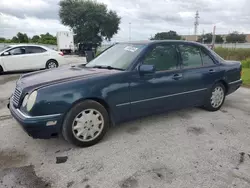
[215,80,228,94]
[0,64,3,73]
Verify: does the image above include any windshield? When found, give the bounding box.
[0,46,11,52]
[86,43,146,70]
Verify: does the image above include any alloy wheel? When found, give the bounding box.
[48,62,57,69]
[210,86,224,108]
[72,109,104,142]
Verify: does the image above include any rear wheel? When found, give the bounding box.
[62,100,109,147]
[46,60,58,69]
[204,83,225,111]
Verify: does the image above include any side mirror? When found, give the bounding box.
[2,52,10,56]
[138,64,155,75]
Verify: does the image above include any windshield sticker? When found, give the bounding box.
[124,46,138,52]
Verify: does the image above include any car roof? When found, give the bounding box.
[119,40,202,46]
[8,44,49,49]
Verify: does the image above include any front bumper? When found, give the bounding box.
[9,101,63,139]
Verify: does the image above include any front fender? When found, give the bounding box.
[29,80,94,116]
[26,72,131,124]
[0,58,6,71]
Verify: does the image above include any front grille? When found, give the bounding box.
[12,87,22,107]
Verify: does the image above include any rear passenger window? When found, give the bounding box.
[26,46,47,54]
[179,45,202,68]
[200,50,215,66]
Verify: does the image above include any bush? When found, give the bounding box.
[241,59,250,68]
[242,68,250,86]
[95,50,102,57]
[214,47,250,61]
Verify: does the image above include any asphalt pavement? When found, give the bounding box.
[0,56,250,188]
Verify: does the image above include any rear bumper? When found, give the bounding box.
[227,79,242,95]
[9,101,63,139]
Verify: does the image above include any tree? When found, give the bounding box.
[198,33,212,43]
[5,39,12,43]
[198,33,224,43]
[0,37,5,42]
[38,33,57,45]
[31,35,40,43]
[16,32,29,43]
[0,33,57,45]
[150,31,181,40]
[59,0,121,45]
[215,35,224,43]
[11,36,19,43]
[226,31,246,43]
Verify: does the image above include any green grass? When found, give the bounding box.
[241,59,250,68]
[242,68,250,86]
[215,47,250,61]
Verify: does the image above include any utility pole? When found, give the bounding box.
[211,25,216,49]
[194,11,199,41]
[129,22,131,41]
[202,29,205,43]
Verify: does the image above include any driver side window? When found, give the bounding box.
[143,44,179,71]
[8,47,26,55]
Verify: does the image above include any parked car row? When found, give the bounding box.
[8,40,242,147]
[0,44,65,73]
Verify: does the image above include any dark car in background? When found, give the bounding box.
[9,40,242,147]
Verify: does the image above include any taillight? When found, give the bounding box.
[59,52,64,56]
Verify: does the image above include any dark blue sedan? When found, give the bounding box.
[9,40,242,147]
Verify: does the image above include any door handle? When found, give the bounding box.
[209,69,216,73]
[172,73,182,80]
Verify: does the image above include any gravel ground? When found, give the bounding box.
[0,56,250,188]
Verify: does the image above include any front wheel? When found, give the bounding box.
[0,65,3,74]
[204,83,226,111]
[62,100,109,147]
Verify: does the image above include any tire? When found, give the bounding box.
[62,100,109,147]
[46,60,58,69]
[0,65,3,74]
[204,83,226,111]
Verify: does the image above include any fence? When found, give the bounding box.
[214,43,250,49]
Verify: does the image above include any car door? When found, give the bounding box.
[25,46,49,69]
[1,47,27,71]
[177,44,221,107]
[129,43,187,118]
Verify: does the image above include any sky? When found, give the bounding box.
[0,0,250,42]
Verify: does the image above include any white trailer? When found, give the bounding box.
[56,31,74,54]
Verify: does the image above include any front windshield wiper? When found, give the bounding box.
[92,65,124,71]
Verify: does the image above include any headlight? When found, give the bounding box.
[26,90,37,111]
[22,94,29,107]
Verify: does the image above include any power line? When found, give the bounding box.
[129,22,131,41]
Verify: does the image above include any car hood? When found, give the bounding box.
[18,64,120,89]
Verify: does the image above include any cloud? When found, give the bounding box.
[0,13,68,38]
[0,0,59,19]
[0,0,250,41]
